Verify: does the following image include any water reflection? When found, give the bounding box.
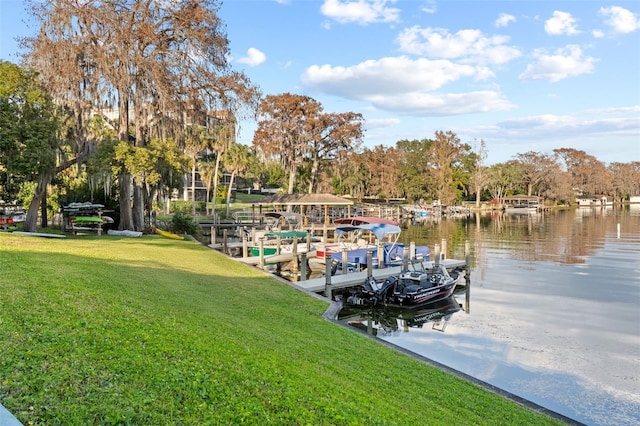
[339,292,467,337]
[352,207,640,426]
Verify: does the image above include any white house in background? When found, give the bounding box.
[629,196,640,204]
[576,195,613,207]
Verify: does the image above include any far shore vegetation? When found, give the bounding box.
[1,233,565,425]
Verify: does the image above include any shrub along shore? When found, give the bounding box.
[0,233,564,425]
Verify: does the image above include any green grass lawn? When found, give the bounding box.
[0,233,563,425]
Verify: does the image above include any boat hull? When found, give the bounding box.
[346,264,461,308]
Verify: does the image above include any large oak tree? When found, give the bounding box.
[252,93,363,194]
[23,0,259,230]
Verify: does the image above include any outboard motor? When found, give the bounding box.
[330,259,339,276]
[376,276,398,303]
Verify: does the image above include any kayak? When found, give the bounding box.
[12,231,66,238]
[155,228,184,240]
[73,216,104,224]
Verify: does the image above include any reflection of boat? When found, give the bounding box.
[323,217,430,273]
[345,262,462,308]
[339,296,462,336]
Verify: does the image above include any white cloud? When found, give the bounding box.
[365,118,401,129]
[302,56,493,96]
[592,29,605,39]
[545,11,580,35]
[320,0,401,25]
[586,105,640,115]
[366,91,514,116]
[519,45,597,82]
[237,48,266,66]
[421,0,437,15]
[599,6,640,34]
[495,13,516,28]
[301,56,513,115]
[396,27,521,65]
[497,110,640,135]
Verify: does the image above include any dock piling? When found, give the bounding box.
[441,238,447,260]
[325,258,333,300]
[300,253,307,281]
[342,248,348,275]
[242,229,248,258]
[259,237,265,268]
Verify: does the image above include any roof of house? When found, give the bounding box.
[256,193,354,206]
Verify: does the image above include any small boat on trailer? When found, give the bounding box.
[345,262,462,308]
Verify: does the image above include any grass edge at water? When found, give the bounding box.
[0,233,564,425]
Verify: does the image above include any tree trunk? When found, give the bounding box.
[24,171,53,233]
[287,165,296,195]
[308,157,319,194]
[191,161,197,216]
[212,152,223,219]
[132,182,145,231]
[226,170,237,215]
[40,189,49,228]
[119,174,134,230]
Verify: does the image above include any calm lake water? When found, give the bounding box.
[339,206,640,426]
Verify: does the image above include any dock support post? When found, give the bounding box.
[464,239,471,313]
[366,250,373,278]
[211,226,216,245]
[291,237,299,277]
[300,253,307,281]
[325,258,333,300]
[306,231,312,252]
[242,231,248,258]
[464,239,471,281]
[223,229,228,255]
[377,242,385,269]
[434,243,440,267]
[342,248,348,275]
[441,238,447,260]
[402,247,409,272]
[259,237,265,268]
[410,241,416,260]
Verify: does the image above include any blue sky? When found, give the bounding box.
[2,0,639,165]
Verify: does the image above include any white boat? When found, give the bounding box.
[248,230,316,256]
[504,202,540,214]
[318,217,431,273]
